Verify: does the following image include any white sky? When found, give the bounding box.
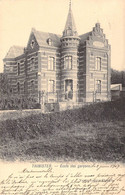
[0,0,125,72]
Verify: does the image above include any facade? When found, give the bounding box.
[3,3,111,111]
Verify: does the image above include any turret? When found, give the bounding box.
[60,0,80,102]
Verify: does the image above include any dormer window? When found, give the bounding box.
[47,38,52,46]
[31,40,35,48]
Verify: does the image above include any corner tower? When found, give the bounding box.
[60,0,80,102]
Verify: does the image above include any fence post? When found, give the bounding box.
[57,91,59,103]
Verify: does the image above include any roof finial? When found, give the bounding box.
[69,0,71,10]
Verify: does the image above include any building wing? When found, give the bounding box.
[4,46,24,60]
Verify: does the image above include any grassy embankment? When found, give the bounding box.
[0,98,125,162]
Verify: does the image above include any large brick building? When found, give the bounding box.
[3,2,111,111]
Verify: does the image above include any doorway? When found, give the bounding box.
[65,79,73,100]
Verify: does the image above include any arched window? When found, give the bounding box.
[31,40,35,48]
[17,82,20,94]
[47,38,52,46]
[96,80,101,93]
[95,57,101,70]
[31,80,35,93]
[30,58,35,71]
[17,63,20,75]
[64,56,72,69]
[65,79,73,100]
[48,80,55,93]
[48,57,55,70]
[24,81,27,94]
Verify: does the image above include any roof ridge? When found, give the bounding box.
[79,31,91,37]
[34,29,61,37]
[11,45,24,48]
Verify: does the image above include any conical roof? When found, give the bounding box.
[63,1,78,37]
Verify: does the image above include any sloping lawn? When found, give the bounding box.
[0,99,125,162]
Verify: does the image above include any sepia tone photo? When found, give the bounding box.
[0,0,125,194]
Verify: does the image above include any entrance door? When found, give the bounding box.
[65,79,73,100]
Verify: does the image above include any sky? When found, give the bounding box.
[0,0,125,72]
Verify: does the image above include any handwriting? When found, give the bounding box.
[0,163,125,195]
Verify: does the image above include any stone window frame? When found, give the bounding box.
[64,55,73,70]
[47,79,56,93]
[30,57,36,71]
[95,57,101,71]
[95,80,101,93]
[48,56,56,71]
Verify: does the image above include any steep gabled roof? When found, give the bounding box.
[62,1,78,37]
[32,29,61,47]
[4,46,24,59]
[79,32,91,43]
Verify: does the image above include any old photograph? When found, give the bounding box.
[0,0,125,194]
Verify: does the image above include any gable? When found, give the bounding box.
[26,30,39,51]
[87,23,110,49]
[79,23,110,50]
[26,28,61,50]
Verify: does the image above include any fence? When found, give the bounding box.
[0,94,41,110]
[0,91,111,110]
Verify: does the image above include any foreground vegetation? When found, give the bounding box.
[0,98,125,162]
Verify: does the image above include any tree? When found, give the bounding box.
[111,68,125,87]
[0,73,10,96]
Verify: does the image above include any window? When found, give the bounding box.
[64,56,72,69]
[24,81,27,94]
[48,57,55,70]
[31,80,35,93]
[17,63,20,75]
[10,88,13,94]
[30,58,35,70]
[96,80,101,93]
[48,80,55,93]
[91,73,93,79]
[47,38,52,46]
[9,66,13,72]
[95,57,101,70]
[77,59,79,67]
[17,82,20,94]
[31,40,35,48]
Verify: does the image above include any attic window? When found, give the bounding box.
[47,38,52,46]
[31,40,35,48]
